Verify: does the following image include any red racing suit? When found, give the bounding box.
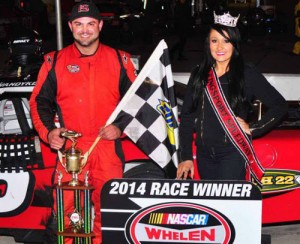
[29,43,136,243]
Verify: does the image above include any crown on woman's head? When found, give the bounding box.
[213,11,240,27]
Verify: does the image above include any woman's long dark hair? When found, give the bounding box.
[191,23,248,114]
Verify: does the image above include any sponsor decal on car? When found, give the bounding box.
[0,81,36,87]
[257,169,300,193]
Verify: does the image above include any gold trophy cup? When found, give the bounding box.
[58,130,86,186]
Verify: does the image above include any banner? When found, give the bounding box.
[101,179,262,244]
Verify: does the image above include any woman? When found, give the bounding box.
[176,11,288,181]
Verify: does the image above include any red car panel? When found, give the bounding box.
[253,129,300,223]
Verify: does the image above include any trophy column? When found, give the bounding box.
[55,181,95,244]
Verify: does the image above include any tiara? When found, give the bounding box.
[213,11,240,27]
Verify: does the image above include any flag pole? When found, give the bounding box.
[82,136,101,165]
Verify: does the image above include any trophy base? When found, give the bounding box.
[57,228,95,238]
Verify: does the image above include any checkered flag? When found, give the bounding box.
[106,40,179,169]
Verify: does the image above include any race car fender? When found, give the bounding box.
[0,170,35,217]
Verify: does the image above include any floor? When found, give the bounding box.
[1,223,300,243]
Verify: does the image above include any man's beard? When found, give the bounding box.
[74,34,99,47]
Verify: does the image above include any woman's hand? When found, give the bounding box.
[236,117,251,135]
[176,160,194,180]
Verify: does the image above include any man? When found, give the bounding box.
[29,1,136,243]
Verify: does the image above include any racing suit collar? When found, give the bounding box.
[71,43,101,62]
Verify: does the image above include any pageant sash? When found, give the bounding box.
[205,68,264,186]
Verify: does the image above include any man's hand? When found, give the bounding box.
[48,128,66,150]
[99,124,121,140]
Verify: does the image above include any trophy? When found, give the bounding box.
[58,130,86,186]
[55,130,95,242]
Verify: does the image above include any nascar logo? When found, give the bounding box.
[125,202,235,243]
[149,213,209,225]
